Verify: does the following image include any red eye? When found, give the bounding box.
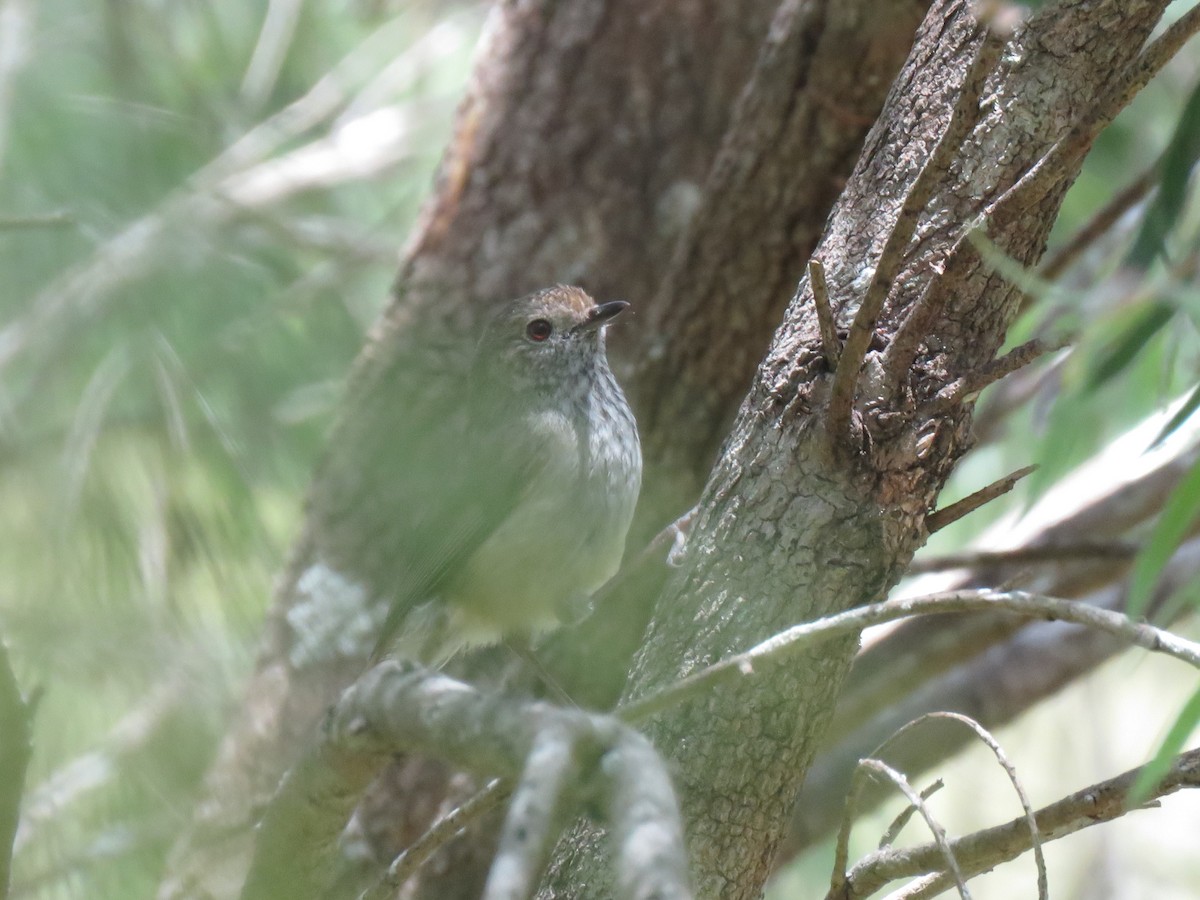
[526,319,553,342]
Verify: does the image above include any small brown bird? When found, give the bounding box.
[372,285,642,663]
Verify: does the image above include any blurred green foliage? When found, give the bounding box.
[0,0,481,894]
[3,0,1200,897]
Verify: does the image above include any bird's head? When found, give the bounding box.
[474,285,629,396]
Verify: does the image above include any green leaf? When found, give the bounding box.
[1126,79,1200,270]
[1129,680,1200,805]
[1150,383,1200,448]
[1084,300,1175,392]
[1127,453,1200,617]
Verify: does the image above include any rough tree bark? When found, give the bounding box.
[160,0,1193,897]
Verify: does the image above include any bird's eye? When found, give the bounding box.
[526,319,553,342]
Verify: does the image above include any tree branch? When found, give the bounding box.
[239,662,689,900]
[825,25,1002,442]
[841,747,1200,898]
[863,712,1048,900]
[483,724,579,900]
[809,259,841,372]
[617,589,1200,725]
[923,338,1069,417]
[925,465,1037,534]
[1039,163,1157,280]
[985,3,1200,237]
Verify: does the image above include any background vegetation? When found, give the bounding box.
[1,0,1198,896]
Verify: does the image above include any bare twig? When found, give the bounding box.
[809,259,842,371]
[617,589,1200,725]
[925,465,1036,534]
[879,779,944,849]
[608,730,694,900]
[829,756,871,897]
[986,4,1200,238]
[873,713,1047,900]
[880,8,1200,396]
[843,747,1200,899]
[840,759,971,900]
[878,273,950,391]
[925,339,1068,416]
[784,439,1200,859]
[362,780,510,900]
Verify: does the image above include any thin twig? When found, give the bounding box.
[617,589,1200,725]
[809,259,842,371]
[878,272,948,391]
[825,27,1002,446]
[858,759,971,899]
[873,713,1047,900]
[829,761,873,897]
[607,730,694,900]
[846,747,1200,899]
[245,663,688,900]
[879,779,944,849]
[925,339,1068,416]
[925,465,1036,534]
[829,28,1002,424]
[362,780,510,900]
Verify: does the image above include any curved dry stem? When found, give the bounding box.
[870,712,1047,900]
[617,589,1200,725]
[830,758,971,900]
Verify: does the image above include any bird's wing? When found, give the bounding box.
[368,404,576,660]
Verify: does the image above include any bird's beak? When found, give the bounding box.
[573,300,630,333]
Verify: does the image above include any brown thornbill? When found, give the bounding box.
[372,285,642,663]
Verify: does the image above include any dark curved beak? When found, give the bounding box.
[573,300,630,333]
